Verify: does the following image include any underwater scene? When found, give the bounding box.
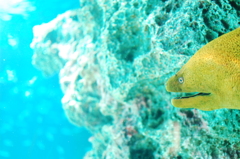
[1,0,240,158]
[0,0,92,159]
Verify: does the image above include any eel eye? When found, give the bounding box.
[178,77,184,84]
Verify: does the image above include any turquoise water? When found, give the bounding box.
[0,0,92,158]
[2,0,240,158]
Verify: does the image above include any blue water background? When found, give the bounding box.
[0,0,92,158]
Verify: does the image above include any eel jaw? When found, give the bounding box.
[171,92,212,109]
[173,92,211,99]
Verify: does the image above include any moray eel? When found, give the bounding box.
[165,28,240,111]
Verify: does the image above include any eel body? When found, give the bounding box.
[165,28,240,111]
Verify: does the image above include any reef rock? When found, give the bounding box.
[31,0,240,158]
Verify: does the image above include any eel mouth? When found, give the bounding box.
[174,92,211,99]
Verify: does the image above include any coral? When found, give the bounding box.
[31,0,240,158]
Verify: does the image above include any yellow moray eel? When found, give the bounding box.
[165,28,240,111]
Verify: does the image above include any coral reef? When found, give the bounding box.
[31,0,240,158]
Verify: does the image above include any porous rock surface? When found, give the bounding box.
[31,0,240,158]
